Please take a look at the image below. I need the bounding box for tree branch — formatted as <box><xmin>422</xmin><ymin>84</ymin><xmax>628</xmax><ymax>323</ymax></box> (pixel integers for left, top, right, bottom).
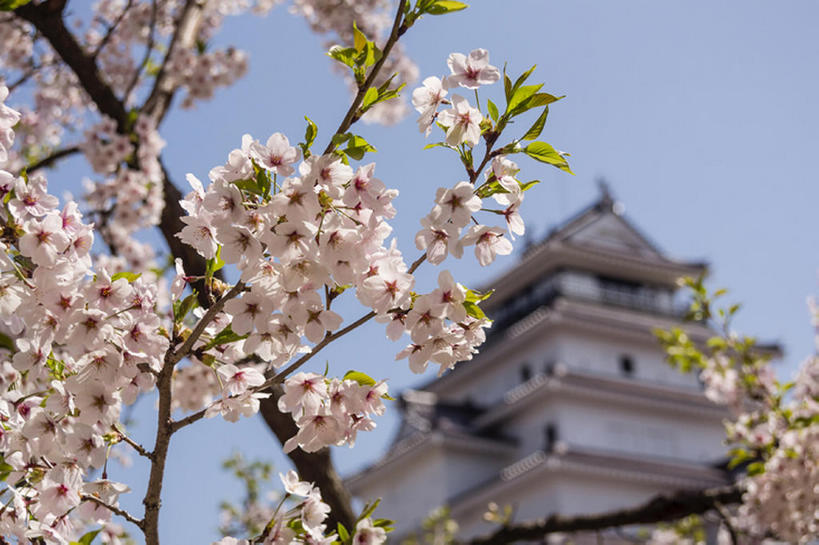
<box><xmin>141</xmin><ymin>0</ymin><xmax>206</xmax><ymax>124</ymax></box>
<box><xmin>321</xmin><ymin>0</ymin><xmax>408</xmax><ymax>155</ymax></box>
<box><xmin>80</xmin><ymin>494</ymin><xmax>144</xmax><ymax>529</ymax></box>
<box><xmin>259</xmin><ymin>386</ymin><xmax>356</xmax><ymax>532</ymax></box>
<box><xmin>15</xmin><ymin>1</ymin><xmax>129</xmax><ymax>131</ymax></box>
<box><xmin>463</xmin><ymin>485</ymin><xmax>744</xmax><ymax>545</ymax></box>
<box><xmin>21</xmin><ymin>145</ymin><xmax>80</xmax><ymax>174</ymax></box>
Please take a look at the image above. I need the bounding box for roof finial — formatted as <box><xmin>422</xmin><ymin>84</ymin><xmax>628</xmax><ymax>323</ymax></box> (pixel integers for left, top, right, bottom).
<box><xmin>596</xmin><ymin>176</ymin><xmax>614</xmax><ymax>209</ymax></box>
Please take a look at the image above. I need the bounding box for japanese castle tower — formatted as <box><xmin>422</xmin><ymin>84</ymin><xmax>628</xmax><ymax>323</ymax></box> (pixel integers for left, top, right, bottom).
<box><xmin>347</xmin><ymin>190</ymin><xmax>735</xmax><ymax>542</ymax></box>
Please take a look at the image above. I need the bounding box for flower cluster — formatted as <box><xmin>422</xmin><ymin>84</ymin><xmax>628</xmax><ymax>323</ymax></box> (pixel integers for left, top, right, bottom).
<box><xmin>277</xmin><ymin>372</ymin><xmax>389</xmax><ymax>452</ymax></box>
<box><xmin>214</xmin><ymin>470</ymin><xmax>387</xmax><ymax>545</ymax></box>
<box><xmin>411</xmin><ymin>48</ymin><xmax>499</xmax><ymax>142</ymax></box>
<box><xmin>663</xmin><ymin>287</ymin><xmax>819</xmax><ymax>544</ymax></box>
<box><xmin>0</xmin><ymin>86</ymin><xmax>167</xmax><ymax>543</ymax></box>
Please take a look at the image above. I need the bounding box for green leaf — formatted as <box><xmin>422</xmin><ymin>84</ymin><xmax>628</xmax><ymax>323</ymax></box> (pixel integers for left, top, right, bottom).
<box><xmin>486</xmin><ymin>99</ymin><xmax>499</xmax><ymax>123</ymax></box>
<box><xmin>465</xmin><ymin>288</ymin><xmax>494</xmax><ymax>303</ymax></box>
<box><xmin>524</xmin><ymin>141</ymin><xmax>573</xmax><ymax>174</ymax></box>
<box><xmin>304</xmin><ymin>116</ymin><xmax>318</xmax><ymax>148</ymax></box>
<box><xmin>0</xmin><ymin>0</ymin><xmax>33</xmax><ymax>10</ymax></box>
<box><xmin>522</xmin><ymin>106</ymin><xmax>549</xmax><ymax>141</ymax></box>
<box><xmin>358</xmin><ymin>498</ymin><xmax>381</xmax><ymax>522</ymax></box>
<box><xmin>254</xmin><ymin>164</ymin><xmax>271</xmax><ymax>198</ymax></box>
<box><xmin>173</xmin><ymin>292</ymin><xmax>199</xmax><ymax>323</ymax></box>
<box><xmin>0</xmin><ymin>331</ymin><xmax>15</xmax><ymax>352</ymax></box>
<box><xmin>361</xmin><ymin>86</ymin><xmax>379</xmax><ymax>110</ymax></box>
<box><xmin>0</xmin><ymin>454</ymin><xmax>13</xmax><ymax>482</ymax></box>
<box><xmin>519</xmin><ymin>179</ymin><xmax>540</xmax><ymax>192</ymax></box>
<box><xmin>111</xmin><ymin>271</ymin><xmax>141</xmax><ymax>283</ymax></box>
<box><xmin>202</xmin><ymin>325</ymin><xmax>248</xmax><ymax>351</ymax></box>
<box><xmin>475</xmin><ymin>179</ymin><xmax>506</xmax><ymax>199</ymax></box>
<box><xmin>463</xmin><ymin>301</ymin><xmax>487</xmax><ymax>320</ymax></box>
<box><xmin>512</xmin><ymin>65</ymin><xmax>537</xmax><ymax>93</ymax></box>
<box><xmin>343</xmin><ymin>370</ymin><xmax>377</xmax><ymax>387</ymax></box>
<box><xmin>746</xmin><ymin>462</ymin><xmax>765</xmax><ymax>476</ymax></box>
<box><xmin>424</xmin><ymin>0</ymin><xmax>468</xmax><ymax>14</ymax></box>
<box><xmin>337</xmin><ymin>523</ymin><xmax>351</xmax><ymax>543</ymax></box>
<box><xmin>233</xmin><ymin>178</ymin><xmax>264</xmax><ymax>196</ymax></box>
<box><xmin>71</xmin><ymin>529</ymin><xmax>102</xmax><ymax>545</ymax></box>
<box><xmin>352</xmin><ymin>22</ymin><xmax>367</xmax><ymax>52</ymax></box>
<box><xmin>328</xmin><ymin>45</ymin><xmax>358</xmax><ymax>69</ymax></box>
<box><xmin>503</xmin><ymin>64</ymin><xmax>512</xmax><ymax>103</ymax></box>
<box><xmin>423</xmin><ymin>142</ymin><xmax>453</xmax><ymax>151</ymax></box>
<box><xmin>508</xmin><ymin>83</ymin><xmax>543</xmax><ymax>113</ymax></box>
<box><xmin>343</xmin><ymin>134</ymin><xmax>377</xmax><ymax>160</ymax></box>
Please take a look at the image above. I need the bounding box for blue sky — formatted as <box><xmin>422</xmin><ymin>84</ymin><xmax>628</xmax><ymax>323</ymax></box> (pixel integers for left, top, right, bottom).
<box><xmin>36</xmin><ymin>1</ymin><xmax>819</xmax><ymax>542</ymax></box>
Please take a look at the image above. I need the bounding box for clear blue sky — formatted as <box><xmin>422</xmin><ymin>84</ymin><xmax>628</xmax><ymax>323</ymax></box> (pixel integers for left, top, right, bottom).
<box><xmin>43</xmin><ymin>1</ymin><xmax>819</xmax><ymax>542</ymax></box>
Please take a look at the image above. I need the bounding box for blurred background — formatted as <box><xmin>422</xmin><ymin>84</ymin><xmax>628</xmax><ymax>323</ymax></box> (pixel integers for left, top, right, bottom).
<box><xmin>40</xmin><ymin>1</ymin><xmax>819</xmax><ymax>542</ymax></box>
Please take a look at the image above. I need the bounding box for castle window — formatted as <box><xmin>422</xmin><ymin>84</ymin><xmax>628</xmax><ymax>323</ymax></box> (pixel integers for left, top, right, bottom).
<box><xmin>619</xmin><ymin>355</ymin><xmax>634</xmax><ymax>376</ymax></box>
<box><xmin>544</xmin><ymin>423</ymin><xmax>558</xmax><ymax>451</ymax></box>
<box><xmin>544</xmin><ymin>360</ymin><xmax>555</xmax><ymax>376</ymax></box>
<box><xmin>520</xmin><ymin>364</ymin><xmax>532</xmax><ymax>382</ymax></box>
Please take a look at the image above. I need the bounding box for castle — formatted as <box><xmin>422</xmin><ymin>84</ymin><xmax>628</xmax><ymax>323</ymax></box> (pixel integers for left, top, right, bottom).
<box><xmin>347</xmin><ymin>189</ymin><xmax>740</xmax><ymax>542</ymax></box>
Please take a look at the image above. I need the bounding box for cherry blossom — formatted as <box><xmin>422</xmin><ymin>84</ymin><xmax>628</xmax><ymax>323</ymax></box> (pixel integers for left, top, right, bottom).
<box><xmin>447</xmin><ymin>48</ymin><xmax>501</xmax><ymax>89</ymax></box>
<box><xmin>437</xmin><ymin>94</ymin><xmax>484</xmax><ymax>147</ymax></box>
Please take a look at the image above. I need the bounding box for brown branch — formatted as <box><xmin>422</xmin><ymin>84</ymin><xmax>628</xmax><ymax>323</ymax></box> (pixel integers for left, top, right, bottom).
<box><xmin>141</xmin><ymin>0</ymin><xmax>206</xmax><ymax>124</ymax></box>
<box><xmin>20</xmin><ymin>145</ymin><xmax>80</xmax><ymax>174</ymax></box>
<box><xmin>15</xmin><ymin>0</ymin><xmax>129</xmax><ymax>131</ymax></box>
<box><xmin>142</xmin><ymin>345</ymin><xmax>175</xmax><ymax>545</ymax></box>
<box><xmin>158</xmin><ymin>160</ymin><xmax>220</xmax><ymax>305</ymax></box>
<box><xmin>463</xmin><ymin>484</ymin><xmax>744</xmax><ymax>545</ymax></box>
<box><xmin>259</xmin><ymin>386</ymin><xmax>356</xmax><ymax>532</ymax></box>
<box><xmin>124</xmin><ymin>0</ymin><xmax>158</xmax><ymax>104</ymax></box>
<box><xmin>171</xmin><ymin>309</ymin><xmax>378</xmax><ymax>433</ymax></box>
<box><xmin>167</xmin><ymin>281</ymin><xmax>247</xmax><ymax>366</ymax></box>
<box><xmin>91</xmin><ymin>0</ymin><xmax>134</xmax><ymax>59</ymax></box>
<box><xmin>80</xmin><ymin>493</ymin><xmax>144</xmax><ymax>529</ymax></box>
<box><xmin>321</xmin><ymin>0</ymin><xmax>408</xmax><ymax>156</ymax></box>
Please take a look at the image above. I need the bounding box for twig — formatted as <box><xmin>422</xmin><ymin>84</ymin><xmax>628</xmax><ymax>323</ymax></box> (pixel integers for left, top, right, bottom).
<box><xmin>168</xmin><ymin>281</ymin><xmax>247</xmax><ymax>366</ymax></box>
<box><xmin>321</xmin><ymin>0</ymin><xmax>408</xmax><ymax>155</ymax></box>
<box><xmin>141</xmin><ymin>0</ymin><xmax>206</xmax><ymax>123</ymax></box>
<box><xmin>171</xmin><ymin>309</ymin><xmax>377</xmax><ymax>433</ymax></box>
<box><xmin>20</xmin><ymin>145</ymin><xmax>80</xmax><ymax>175</ymax></box>
<box><xmin>714</xmin><ymin>502</ymin><xmax>739</xmax><ymax>545</ymax></box>
<box><xmin>91</xmin><ymin>0</ymin><xmax>134</xmax><ymax>59</ymax></box>
<box><xmin>115</xmin><ymin>428</ymin><xmax>153</xmax><ymax>460</ymax></box>
<box><xmin>14</xmin><ymin>1</ymin><xmax>129</xmax><ymax>130</ymax></box>
<box><xmin>124</xmin><ymin>0</ymin><xmax>158</xmax><ymax>105</ymax></box>
<box><xmin>462</xmin><ymin>485</ymin><xmax>744</xmax><ymax>545</ymax></box>
<box><xmin>80</xmin><ymin>494</ymin><xmax>144</xmax><ymax>528</ymax></box>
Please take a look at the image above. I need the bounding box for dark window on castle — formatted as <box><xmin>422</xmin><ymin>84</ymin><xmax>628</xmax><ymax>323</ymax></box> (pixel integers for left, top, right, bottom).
<box><xmin>544</xmin><ymin>423</ymin><xmax>558</xmax><ymax>451</ymax></box>
<box><xmin>520</xmin><ymin>364</ymin><xmax>532</xmax><ymax>382</ymax></box>
<box><xmin>619</xmin><ymin>355</ymin><xmax>634</xmax><ymax>376</ymax></box>
<box><xmin>544</xmin><ymin>360</ymin><xmax>555</xmax><ymax>376</ymax></box>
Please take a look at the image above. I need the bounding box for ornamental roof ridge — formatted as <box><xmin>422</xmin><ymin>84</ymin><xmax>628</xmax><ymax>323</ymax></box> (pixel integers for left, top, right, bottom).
<box><xmin>500</xmin><ymin>450</ymin><xmax>547</xmax><ymax>481</ymax></box>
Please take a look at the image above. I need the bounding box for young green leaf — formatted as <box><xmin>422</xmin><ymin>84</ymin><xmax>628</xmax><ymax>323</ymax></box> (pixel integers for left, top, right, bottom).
<box><xmin>343</xmin><ymin>370</ymin><xmax>377</xmax><ymax>387</ymax></box>
<box><xmin>72</xmin><ymin>529</ymin><xmax>103</xmax><ymax>545</ymax></box>
<box><xmin>173</xmin><ymin>292</ymin><xmax>199</xmax><ymax>323</ymax></box>
<box><xmin>424</xmin><ymin>0</ymin><xmax>469</xmax><ymax>15</ymax></box>
<box><xmin>524</xmin><ymin>141</ymin><xmax>574</xmax><ymax>174</ymax></box>
<box><xmin>337</xmin><ymin>523</ymin><xmax>351</xmax><ymax>543</ymax></box>
<box><xmin>202</xmin><ymin>325</ymin><xmax>248</xmax><ymax>351</ymax></box>
<box><xmin>486</xmin><ymin>99</ymin><xmax>499</xmax><ymax>122</ymax></box>
<box><xmin>361</xmin><ymin>87</ymin><xmax>379</xmax><ymax>110</ymax></box>
<box><xmin>328</xmin><ymin>45</ymin><xmax>358</xmax><ymax>69</ymax></box>
<box><xmin>522</xmin><ymin>106</ymin><xmax>549</xmax><ymax>141</ymax></box>
<box><xmin>352</xmin><ymin>22</ymin><xmax>367</xmax><ymax>52</ymax></box>
<box><xmin>111</xmin><ymin>271</ymin><xmax>141</xmax><ymax>283</ymax></box>
<box><xmin>507</xmin><ymin>83</ymin><xmax>543</xmax><ymax>114</ymax></box>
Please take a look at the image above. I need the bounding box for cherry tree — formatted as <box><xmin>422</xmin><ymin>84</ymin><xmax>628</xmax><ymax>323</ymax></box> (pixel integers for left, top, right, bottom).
<box><xmin>0</xmin><ymin>1</ymin><xmax>816</xmax><ymax>545</ymax></box>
